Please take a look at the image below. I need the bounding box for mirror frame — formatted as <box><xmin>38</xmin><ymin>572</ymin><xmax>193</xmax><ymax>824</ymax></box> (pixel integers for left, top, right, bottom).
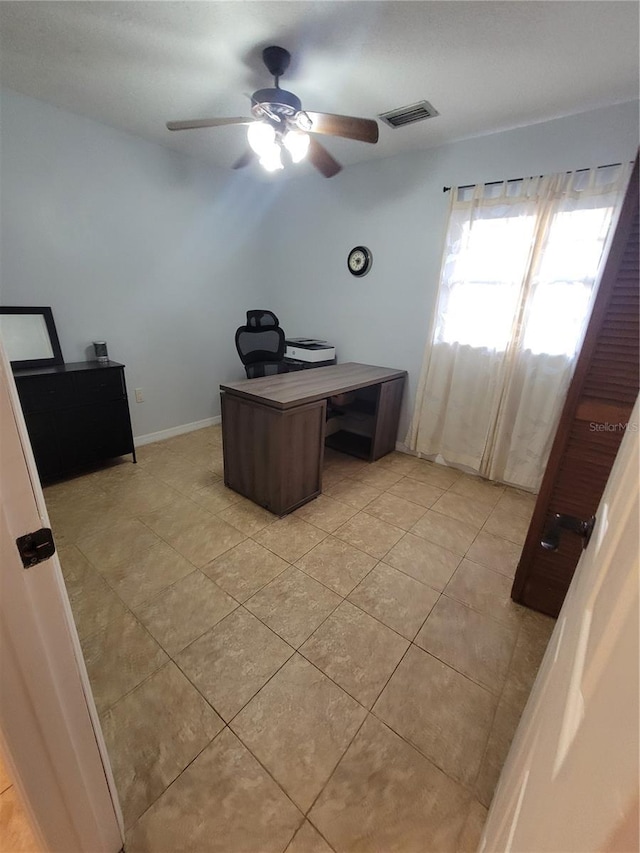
<box><xmin>0</xmin><ymin>306</ymin><xmax>64</xmax><ymax>370</ymax></box>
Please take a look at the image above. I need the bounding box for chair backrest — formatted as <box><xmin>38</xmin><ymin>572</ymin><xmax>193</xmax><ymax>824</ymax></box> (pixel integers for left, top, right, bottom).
<box><xmin>246</xmin><ymin>310</ymin><xmax>280</xmax><ymax>329</ymax></box>
<box><xmin>235</xmin><ymin>326</ymin><xmax>286</xmax><ymax>366</ymax></box>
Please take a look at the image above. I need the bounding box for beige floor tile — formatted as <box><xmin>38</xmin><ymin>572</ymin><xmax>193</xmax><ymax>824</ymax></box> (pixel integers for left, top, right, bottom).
<box><xmin>76</xmin><ymin>517</ymin><xmax>160</xmax><ymax>572</ymax></box>
<box><xmin>411</xmin><ymin>510</ymin><xmax>479</xmax><ymax>556</ymax></box>
<box><xmin>309</xmin><ymin>715</ymin><xmax>469</xmax><ymax>853</ymax></box>
<box><xmin>245</xmin><ymin>567</ymin><xmax>341</xmax><ymax>647</ymax></box>
<box><xmin>430</xmin><ymin>492</ymin><xmax>492</xmax><ymax>529</ymax></box>
<box><xmin>501</xmin><ymin>618</ymin><xmax>554</xmax><ymax>715</ymax></box>
<box><xmin>66</xmin><ymin>564</ymin><xmax>128</xmax><ymax>640</ymax></box>
<box><xmin>496</xmin><ymin>488</ymin><xmax>537</xmax><ymax>519</ymax></box>
<box><xmin>483</xmin><ymin>503</ymin><xmax>531</xmax><ymax>546</ymax></box>
<box><xmin>102</xmin><ymin>473</ymin><xmax>180</xmax><ymax>516</ymax></box>
<box><xmin>415</xmin><ymin>597</ymin><xmax>518</xmax><ymax>694</ymax></box>
<box><xmin>202</xmin><ymin>539</ymin><xmax>289</xmax><ymax>602</ymax></box>
<box><xmin>475</xmin><ymin>696</ymin><xmax>523</xmax><ymax>807</ymax></box>
<box><xmin>176</xmin><ymin>608</ymin><xmax>293</xmax><ymax>722</ymax></box>
<box><xmin>457</xmin><ymin>799</ymin><xmax>488</xmax><ymax>852</ymax></box>
<box><xmin>218</xmin><ymin>499</ymin><xmax>276</xmax><ymax>536</ymax></box>
<box><xmin>373</xmin><ymin>451</ymin><xmax>418</xmax><ymax>475</ymax></box>
<box><xmin>133</xmin><ymin>571</ymin><xmax>237</xmax><ymax>655</ymax></box>
<box><xmin>374</xmin><ymin>646</ymin><xmax>495</xmax><ymax>786</ymax></box>
<box><xmin>285</xmin><ymin>821</ymin><xmax>333</xmax><ymax>853</ymax></box>
<box><xmin>57</xmin><ymin>543</ymin><xmax>93</xmax><ymax>584</ymax></box>
<box><xmin>322</xmin><ymin>477</ymin><xmax>381</xmax><ymax>510</ymax></box>
<box><xmin>126</xmin><ymin>729</ymin><xmax>302</xmax><ymax>853</ymax></box>
<box><xmin>135</xmin><ymin>441</ymin><xmax>175</xmax><ymax>465</ymax></box>
<box><xmin>301</xmin><ymin>602</ymin><xmax>409</xmax><ymax>708</ymax></box>
<box><xmin>450</xmin><ymin>475</ymin><xmax>505</xmax><ymax>508</ymax></box>
<box><xmin>294</xmin><ymin>494</ymin><xmax>358</xmax><ymax>533</ymax></box>
<box><xmin>0</xmin><ymin>755</ymin><xmax>12</xmax><ymax>795</ymax></box>
<box><xmin>466</xmin><ymin>532</ymin><xmax>522</xmax><ymax>578</ymax></box>
<box><xmin>81</xmin><ymin>612</ymin><xmax>168</xmax><ymax>713</ymax></box>
<box><xmin>445</xmin><ymin>559</ymin><xmax>526</xmax><ymax>628</ymax></box>
<box><xmin>140</xmin><ymin>452</ymin><xmax>219</xmax><ymax>496</ymax></box>
<box><xmin>296</xmin><ymin>536</ymin><xmax>377</xmax><ymax>597</ymax></box>
<box><xmin>47</xmin><ymin>492</ymin><xmax>130</xmax><ymax>543</ymax></box>
<box><xmin>139</xmin><ymin>495</ymin><xmax>216</xmax><ymax>539</ymax></box>
<box><xmin>350</xmin><ymin>466</ymin><xmax>404</xmax><ymax>491</ymax></box>
<box><xmin>102</xmin><ymin>662</ymin><xmax>223</xmax><ymax>827</ymax></box>
<box><xmin>334</xmin><ymin>512</ymin><xmax>404</xmax><ymax>559</ymax></box>
<box><xmin>190</xmin><ymin>480</ymin><xmax>244</xmax><ymax>514</ymax></box>
<box><xmin>387</xmin><ymin>477</ymin><xmax>445</xmax><ymax>509</ymax></box>
<box><xmin>231</xmin><ymin>654</ymin><xmax>366</xmax><ymax>812</ymax></box>
<box><xmin>406</xmin><ymin>459</ymin><xmax>462</xmax><ymax>490</ymax></box>
<box><xmin>0</xmin><ymin>785</ymin><xmax>40</xmax><ymax>853</ymax></box>
<box><xmin>321</xmin><ymin>466</ymin><xmax>349</xmax><ymax>489</ymax></box>
<box><xmin>162</xmin><ymin>515</ymin><xmax>246</xmax><ymax>568</ymax></box>
<box><xmin>324</xmin><ymin>452</ymin><xmax>369</xmax><ymax>477</ymax></box>
<box><xmin>255</xmin><ymin>515</ymin><xmax>327</xmax><ymax>562</ymax></box>
<box><xmin>98</xmin><ymin>540</ymin><xmax>195</xmax><ymax>608</ymax></box>
<box><xmin>349</xmin><ymin>563</ymin><xmax>440</xmax><ymax>640</ymax></box>
<box><xmin>384</xmin><ymin>533</ymin><xmax>461</xmax><ymax>591</ymax></box>
<box><xmin>364</xmin><ymin>492</ymin><xmax>427</xmax><ymax>530</ymax></box>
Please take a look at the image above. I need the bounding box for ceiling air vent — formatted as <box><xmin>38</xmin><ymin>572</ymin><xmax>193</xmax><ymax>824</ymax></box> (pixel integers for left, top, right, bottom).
<box><xmin>379</xmin><ymin>100</ymin><xmax>439</xmax><ymax>129</ymax></box>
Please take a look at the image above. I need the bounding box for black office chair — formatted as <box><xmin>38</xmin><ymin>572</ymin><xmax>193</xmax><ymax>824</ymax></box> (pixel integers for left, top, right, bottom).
<box><xmin>235</xmin><ymin>310</ymin><xmax>290</xmax><ymax>379</ymax></box>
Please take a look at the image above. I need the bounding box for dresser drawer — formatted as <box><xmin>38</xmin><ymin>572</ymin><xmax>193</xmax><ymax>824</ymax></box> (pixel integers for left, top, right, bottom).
<box><xmin>73</xmin><ymin>368</ymin><xmax>124</xmax><ymax>404</ymax></box>
<box><xmin>16</xmin><ymin>373</ymin><xmax>75</xmax><ymax>413</ymax></box>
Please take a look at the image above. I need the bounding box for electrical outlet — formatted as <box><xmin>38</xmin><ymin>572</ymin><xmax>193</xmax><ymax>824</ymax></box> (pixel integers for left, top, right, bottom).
<box><xmin>135</xmin><ymin>388</ymin><xmax>144</xmax><ymax>403</ymax></box>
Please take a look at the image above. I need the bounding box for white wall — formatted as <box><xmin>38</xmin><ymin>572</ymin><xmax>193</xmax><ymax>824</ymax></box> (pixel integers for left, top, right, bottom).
<box><xmin>0</xmin><ymin>90</ymin><xmax>279</xmax><ymax>437</ymax></box>
<box><xmin>262</xmin><ymin>101</ymin><xmax>639</xmax><ymax>438</ymax></box>
<box><xmin>2</xmin><ymin>93</ymin><xmax>637</xmax><ymax>441</ymax></box>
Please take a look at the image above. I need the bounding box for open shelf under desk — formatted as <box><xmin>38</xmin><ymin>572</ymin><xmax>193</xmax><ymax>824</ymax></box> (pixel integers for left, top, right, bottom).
<box><xmin>324</xmin><ymin>430</ymin><xmax>373</xmax><ymax>460</ymax></box>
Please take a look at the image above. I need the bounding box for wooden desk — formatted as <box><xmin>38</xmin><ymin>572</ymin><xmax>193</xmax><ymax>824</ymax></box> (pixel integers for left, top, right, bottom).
<box><xmin>220</xmin><ymin>362</ymin><xmax>407</xmax><ymax>515</ymax></box>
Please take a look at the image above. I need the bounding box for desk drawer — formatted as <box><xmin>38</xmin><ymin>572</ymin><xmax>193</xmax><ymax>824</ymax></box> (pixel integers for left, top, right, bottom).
<box><xmin>73</xmin><ymin>368</ymin><xmax>124</xmax><ymax>403</ymax></box>
<box><xmin>16</xmin><ymin>373</ymin><xmax>75</xmax><ymax>413</ymax></box>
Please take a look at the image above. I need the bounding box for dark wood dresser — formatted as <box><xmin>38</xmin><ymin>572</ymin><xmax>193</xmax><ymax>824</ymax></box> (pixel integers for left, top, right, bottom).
<box><xmin>13</xmin><ymin>360</ymin><xmax>136</xmax><ymax>481</ymax></box>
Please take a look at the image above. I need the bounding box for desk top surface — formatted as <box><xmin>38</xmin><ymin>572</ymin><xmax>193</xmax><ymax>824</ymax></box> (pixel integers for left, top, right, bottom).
<box><xmin>220</xmin><ymin>362</ymin><xmax>407</xmax><ymax>410</ymax></box>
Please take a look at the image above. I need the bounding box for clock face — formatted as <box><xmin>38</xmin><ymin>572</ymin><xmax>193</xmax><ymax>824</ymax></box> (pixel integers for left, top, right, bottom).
<box><xmin>348</xmin><ymin>246</ymin><xmax>372</xmax><ymax>277</ymax></box>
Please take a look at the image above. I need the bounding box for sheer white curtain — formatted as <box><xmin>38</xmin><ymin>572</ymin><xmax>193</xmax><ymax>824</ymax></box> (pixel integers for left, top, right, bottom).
<box><xmin>408</xmin><ymin>164</ymin><xmax>630</xmax><ymax>491</ymax></box>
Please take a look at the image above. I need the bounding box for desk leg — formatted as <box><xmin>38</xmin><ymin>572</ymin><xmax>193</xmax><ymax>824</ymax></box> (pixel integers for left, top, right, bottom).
<box><xmin>221</xmin><ymin>393</ymin><xmax>326</xmax><ymax>516</ymax></box>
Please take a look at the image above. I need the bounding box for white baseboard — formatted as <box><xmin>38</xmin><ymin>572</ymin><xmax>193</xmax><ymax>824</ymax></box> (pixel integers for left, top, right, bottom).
<box><xmin>134</xmin><ymin>416</ymin><xmax>221</xmax><ymax>447</ymax></box>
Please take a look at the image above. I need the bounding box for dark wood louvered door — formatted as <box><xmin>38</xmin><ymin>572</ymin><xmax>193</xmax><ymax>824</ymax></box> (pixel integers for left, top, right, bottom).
<box><xmin>511</xmin><ymin>155</ymin><xmax>639</xmax><ymax>617</ymax></box>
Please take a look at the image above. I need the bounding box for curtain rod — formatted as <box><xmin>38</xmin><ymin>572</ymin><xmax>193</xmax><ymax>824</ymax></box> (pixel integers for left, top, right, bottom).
<box><xmin>442</xmin><ymin>162</ymin><xmax>624</xmax><ymax>193</ymax></box>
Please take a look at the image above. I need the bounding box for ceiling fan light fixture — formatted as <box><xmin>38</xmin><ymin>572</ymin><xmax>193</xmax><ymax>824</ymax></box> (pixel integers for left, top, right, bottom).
<box><xmin>247</xmin><ymin>121</ymin><xmax>276</xmax><ymax>156</ymax></box>
<box><xmin>283</xmin><ymin>130</ymin><xmax>310</xmax><ymax>163</ymax></box>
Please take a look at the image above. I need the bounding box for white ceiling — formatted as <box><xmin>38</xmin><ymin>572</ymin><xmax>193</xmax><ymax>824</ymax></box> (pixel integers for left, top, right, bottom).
<box><xmin>0</xmin><ymin>1</ymin><xmax>638</xmax><ymax>173</ymax></box>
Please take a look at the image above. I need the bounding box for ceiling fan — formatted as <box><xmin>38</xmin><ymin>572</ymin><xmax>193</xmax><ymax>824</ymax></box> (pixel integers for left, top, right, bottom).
<box><xmin>166</xmin><ymin>46</ymin><xmax>379</xmax><ymax>178</ymax></box>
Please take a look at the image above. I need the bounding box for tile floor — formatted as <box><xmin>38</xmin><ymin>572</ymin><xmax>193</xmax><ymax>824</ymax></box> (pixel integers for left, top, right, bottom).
<box><xmin>44</xmin><ymin>425</ymin><xmax>555</xmax><ymax>853</ymax></box>
<box><xmin>0</xmin><ymin>753</ymin><xmax>40</xmax><ymax>852</ymax></box>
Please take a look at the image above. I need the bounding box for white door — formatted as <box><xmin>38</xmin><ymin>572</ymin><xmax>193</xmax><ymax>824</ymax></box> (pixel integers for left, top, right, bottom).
<box><xmin>481</xmin><ymin>397</ymin><xmax>639</xmax><ymax>852</ymax></box>
<box><xmin>0</xmin><ymin>345</ymin><xmax>122</xmax><ymax>852</ymax></box>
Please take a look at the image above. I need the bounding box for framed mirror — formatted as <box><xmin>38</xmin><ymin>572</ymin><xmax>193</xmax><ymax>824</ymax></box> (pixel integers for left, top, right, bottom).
<box><xmin>0</xmin><ymin>306</ymin><xmax>64</xmax><ymax>369</ymax></box>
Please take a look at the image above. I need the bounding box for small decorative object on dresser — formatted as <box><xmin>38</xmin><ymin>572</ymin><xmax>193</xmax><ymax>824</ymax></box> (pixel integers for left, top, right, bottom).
<box><xmin>1</xmin><ymin>306</ymin><xmax>136</xmax><ymax>481</ymax></box>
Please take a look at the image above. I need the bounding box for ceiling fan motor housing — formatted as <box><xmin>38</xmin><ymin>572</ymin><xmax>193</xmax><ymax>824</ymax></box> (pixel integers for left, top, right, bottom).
<box><xmin>251</xmin><ymin>88</ymin><xmax>302</xmax><ymax>119</ymax></box>
<box><xmin>262</xmin><ymin>45</ymin><xmax>291</xmax><ymax>79</ymax></box>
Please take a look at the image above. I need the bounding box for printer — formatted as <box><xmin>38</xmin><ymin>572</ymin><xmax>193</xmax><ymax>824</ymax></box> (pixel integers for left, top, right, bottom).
<box><xmin>285</xmin><ymin>338</ymin><xmax>337</xmax><ymax>369</ymax></box>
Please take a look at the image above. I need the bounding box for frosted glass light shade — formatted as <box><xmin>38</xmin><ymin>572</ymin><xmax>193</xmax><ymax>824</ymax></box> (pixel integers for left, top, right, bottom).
<box><xmin>283</xmin><ymin>130</ymin><xmax>310</xmax><ymax>163</ymax></box>
<box><xmin>247</xmin><ymin>121</ymin><xmax>276</xmax><ymax>156</ymax></box>
<box><xmin>259</xmin><ymin>145</ymin><xmax>284</xmax><ymax>172</ymax></box>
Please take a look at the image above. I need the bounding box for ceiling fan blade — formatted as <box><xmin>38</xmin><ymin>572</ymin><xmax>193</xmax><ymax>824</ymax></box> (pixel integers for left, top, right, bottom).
<box><xmin>303</xmin><ymin>111</ymin><xmax>379</xmax><ymax>144</ymax></box>
<box><xmin>166</xmin><ymin>117</ymin><xmax>254</xmax><ymax>131</ymax></box>
<box><xmin>308</xmin><ymin>137</ymin><xmax>342</xmax><ymax>178</ymax></box>
<box><xmin>232</xmin><ymin>149</ymin><xmax>256</xmax><ymax>170</ymax></box>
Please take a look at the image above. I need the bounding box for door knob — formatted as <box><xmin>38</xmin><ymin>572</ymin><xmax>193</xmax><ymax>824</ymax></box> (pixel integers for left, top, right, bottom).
<box><xmin>541</xmin><ymin>513</ymin><xmax>596</xmax><ymax>551</ymax></box>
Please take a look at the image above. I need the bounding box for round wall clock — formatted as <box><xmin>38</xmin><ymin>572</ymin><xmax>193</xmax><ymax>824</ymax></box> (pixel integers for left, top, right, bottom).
<box><xmin>347</xmin><ymin>246</ymin><xmax>372</xmax><ymax>277</ymax></box>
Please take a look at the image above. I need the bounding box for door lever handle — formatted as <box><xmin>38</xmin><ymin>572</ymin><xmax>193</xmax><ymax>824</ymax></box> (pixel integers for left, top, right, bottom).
<box><xmin>541</xmin><ymin>513</ymin><xmax>596</xmax><ymax>551</ymax></box>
